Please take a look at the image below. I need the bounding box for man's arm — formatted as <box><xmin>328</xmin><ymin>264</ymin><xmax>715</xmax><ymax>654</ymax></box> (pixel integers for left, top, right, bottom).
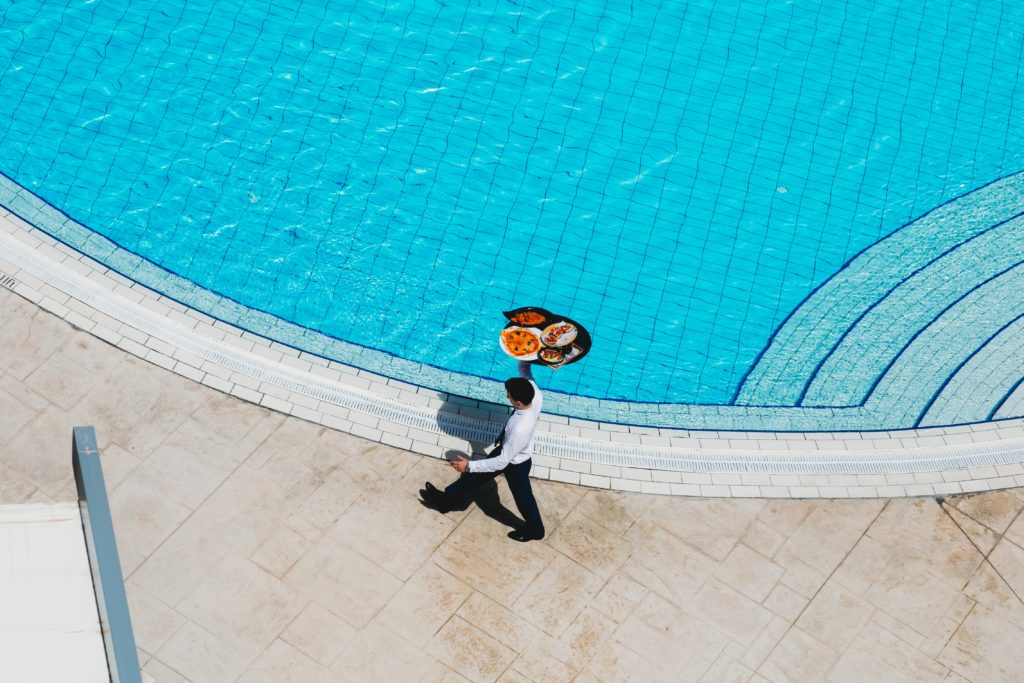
<box><xmin>518</xmin><ymin>360</ymin><xmax>534</xmax><ymax>382</ymax></box>
<box><xmin>468</xmin><ymin>423</ymin><xmax>528</xmax><ymax>474</ymax></box>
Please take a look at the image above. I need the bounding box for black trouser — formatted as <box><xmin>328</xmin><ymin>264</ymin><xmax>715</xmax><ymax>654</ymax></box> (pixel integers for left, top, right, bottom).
<box><xmin>442</xmin><ymin>454</ymin><xmax>545</xmax><ymax>539</ymax></box>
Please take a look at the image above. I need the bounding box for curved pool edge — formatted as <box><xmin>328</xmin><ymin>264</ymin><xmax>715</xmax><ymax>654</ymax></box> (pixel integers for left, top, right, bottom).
<box><xmin>2</xmin><ymin>206</ymin><xmax>1022</xmax><ymax>499</ymax></box>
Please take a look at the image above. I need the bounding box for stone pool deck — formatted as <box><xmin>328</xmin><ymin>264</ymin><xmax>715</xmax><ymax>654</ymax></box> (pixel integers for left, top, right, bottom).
<box><xmin>3</xmin><ymin>286</ymin><xmax>1024</xmax><ymax>681</ymax></box>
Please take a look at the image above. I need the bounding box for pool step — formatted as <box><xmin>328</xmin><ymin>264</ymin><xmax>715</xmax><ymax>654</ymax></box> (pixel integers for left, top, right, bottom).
<box><xmin>736</xmin><ymin>170</ymin><xmax>1024</xmax><ymax>429</ymax></box>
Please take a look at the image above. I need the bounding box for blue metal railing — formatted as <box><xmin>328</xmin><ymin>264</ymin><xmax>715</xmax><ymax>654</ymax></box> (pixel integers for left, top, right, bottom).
<box><xmin>72</xmin><ymin>426</ymin><xmax>142</xmax><ymax>683</ymax></box>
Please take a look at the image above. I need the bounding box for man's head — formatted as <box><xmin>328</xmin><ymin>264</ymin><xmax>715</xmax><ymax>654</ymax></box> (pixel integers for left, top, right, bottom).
<box><xmin>504</xmin><ymin>377</ymin><xmax>535</xmax><ymax>408</ymax></box>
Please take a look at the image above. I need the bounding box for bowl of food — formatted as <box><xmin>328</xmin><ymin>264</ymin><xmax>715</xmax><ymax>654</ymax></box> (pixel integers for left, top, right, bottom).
<box><xmin>499</xmin><ymin>326</ymin><xmax>543</xmax><ymax>360</ymax></box>
<box><xmin>538</xmin><ymin>347</ymin><xmax>565</xmax><ymax>365</ymax></box>
<box><xmin>541</xmin><ymin>321</ymin><xmax>578</xmax><ymax>347</ymax></box>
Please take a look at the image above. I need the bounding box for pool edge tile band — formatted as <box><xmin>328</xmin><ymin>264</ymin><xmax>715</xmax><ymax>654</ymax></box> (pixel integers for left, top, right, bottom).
<box><xmin>2</xmin><ymin>208</ymin><xmax>1023</xmax><ymax>498</ymax></box>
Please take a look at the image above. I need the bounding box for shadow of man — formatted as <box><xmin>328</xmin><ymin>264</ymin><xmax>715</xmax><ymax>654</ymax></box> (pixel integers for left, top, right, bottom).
<box><xmin>419</xmin><ymin>449</ymin><xmax>524</xmax><ymax>531</ymax></box>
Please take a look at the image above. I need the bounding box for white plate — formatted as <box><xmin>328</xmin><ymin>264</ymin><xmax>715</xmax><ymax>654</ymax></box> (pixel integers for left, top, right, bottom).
<box><xmin>499</xmin><ymin>326</ymin><xmax>542</xmax><ymax>361</ymax></box>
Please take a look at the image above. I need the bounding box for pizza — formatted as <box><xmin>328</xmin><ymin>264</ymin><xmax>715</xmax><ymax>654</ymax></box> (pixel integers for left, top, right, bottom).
<box><xmin>542</xmin><ymin>321</ymin><xmax>577</xmax><ymax>347</ymax></box>
<box><xmin>511</xmin><ymin>310</ymin><xmax>546</xmax><ymax>326</ymax></box>
<box><xmin>501</xmin><ymin>327</ymin><xmax>542</xmax><ymax>357</ymax></box>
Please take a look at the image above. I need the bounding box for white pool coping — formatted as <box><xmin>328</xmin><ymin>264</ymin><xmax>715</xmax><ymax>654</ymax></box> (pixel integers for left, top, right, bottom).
<box><xmin>2</xmin><ymin>207</ymin><xmax>1023</xmax><ymax>498</ymax></box>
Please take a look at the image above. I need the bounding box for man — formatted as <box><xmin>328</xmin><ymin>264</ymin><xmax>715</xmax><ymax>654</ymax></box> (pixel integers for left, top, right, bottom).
<box><xmin>420</xmin><ymin>362</ymin><xmax>545</xmax><ymax>542</ymax></box>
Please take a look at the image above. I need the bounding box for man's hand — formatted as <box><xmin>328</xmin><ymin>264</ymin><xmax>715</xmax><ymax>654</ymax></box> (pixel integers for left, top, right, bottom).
<box><xmin>450</xmin><ymin>455</ymin><xmax>469</xmax><ymax>473</ymax></box>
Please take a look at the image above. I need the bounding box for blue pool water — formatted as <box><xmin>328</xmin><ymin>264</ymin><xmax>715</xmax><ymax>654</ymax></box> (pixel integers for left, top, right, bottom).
<box><xmin>1</xmin><ymin>0</ymin><xmax>1023</xmax><ymax>410</ymax></box>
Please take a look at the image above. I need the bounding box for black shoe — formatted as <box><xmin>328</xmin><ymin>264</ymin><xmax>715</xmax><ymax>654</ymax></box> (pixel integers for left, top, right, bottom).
<box><xmin>507</xmin><ymin>529</ymin><xmax>543</xmax><ymax>543</ymax></box>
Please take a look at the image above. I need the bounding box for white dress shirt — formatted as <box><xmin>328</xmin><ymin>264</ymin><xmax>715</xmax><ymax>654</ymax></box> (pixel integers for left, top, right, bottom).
<box><xmin>468</xmin><ymin>364</ymin><xmax>542</xmax><ymax>474</ymax></box>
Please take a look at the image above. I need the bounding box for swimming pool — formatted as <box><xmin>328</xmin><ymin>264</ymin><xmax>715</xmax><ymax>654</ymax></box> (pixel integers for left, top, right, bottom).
<box><xmin>1</xmin><ymin>0</ymin><xmax>1023</xmax><ymax>429</ymax></box>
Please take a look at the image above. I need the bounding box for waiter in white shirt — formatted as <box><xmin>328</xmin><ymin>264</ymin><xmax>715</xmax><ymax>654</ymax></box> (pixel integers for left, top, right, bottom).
<box><xmin>420</xmin><ymin>362</ymin><xmax>545</xmax><ymax>542</ymax></box>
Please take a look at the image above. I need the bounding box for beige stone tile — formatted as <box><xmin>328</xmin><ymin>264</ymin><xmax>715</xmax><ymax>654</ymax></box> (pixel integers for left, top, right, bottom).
<box><xmin>125</xmin><ymin>581</ymin><xmax>187</xmax><ymax>655</ymax></box>
<box><xmin>919</xmin><ymin>593</ymin><xmax>976</xmax><ymax>659</ymax></box>
<box><xmin>85</xmin><ymin>357</ymin><xmax>206</xmax><ymax>457</ymax></box>
<box><xmin>329</xmin><ymin>620</ymin><xmax>435</xmax><ymax>683</ymax></box>
<box><xmin>157</xmin><ymin>620</ymin><xmax>251</xmax><ymax>683</ymax></box>
<box><xmin>236</xmin><ymin>638</ymin><xmax>334</xmax><ymax>683</ymax></box>
<box><xmin>962</xmin><ymin>561</ymin><xmax>1019</xmax><ymax>608</ymax></box>
<box><xmin>988</xmin><ymin>538</ymin><xmax>1024</xmax><ymax>599</ymax></box>
<box><xmin>738</xmin><ymin>615</ymin><xmax>789</xmax><ymax>671</ymax></box>
<box><xmin>420</xmin><ymin>660</ymin><xmax>472</xmax><ymax>682</ymax></box>
<box><xmin>433</xmin><ymin>510</ymin><xmax>554</xmax><ymax>607</ymax></box>
<box><xmin>575</xmin><ymin>489</ymin><xmax>654</xmax><ymax>534</ymax></box>
<box><xmin>375</xmin><ymin>562</ymin><xmax>473</xmax><ymax>648</ymax></box>
<box><xmin>291</xmin><ymin>475</ymin><xmax>361</xmax><ymax>532</ymax></box>
<box><xmin>23</xmin><ymin>333</ymin><xmax>112</xmax><ymax>410</ymax></box>
<box><xmin>0</xmin><ymin>299</ymin><xmax>69</xmax><ymax>380</ymax></box>
<box><xmin>795</xmin><ymin>581</ymin><xmax>874</xmax><ymax>651</ymax></box>
<box><xmin>96</xmin><ymin>442</ymin><xmax>144</xmax><ymax>494</ymax></box>
<box><xmin>456</xmin><ymin>591</ymin><xmax>547</xmax><ymax>653</ymax></box>
<box><xmin>741</xmin><ymin>519</ymin><xmax>788</xmax><ymax>559</ymax></box>
<box><xmin>5</xmin><ymin>405</ymin><xmax>80</xmax><ymax>497</ymax></box>
<box><xmin>939</xmin><ymin>601</ymin><xmax>1024</xmax><ymax>682</ymax></box>
<box><xmin>774</xmin><ymin>550</ymin><xmax>828</xmax><ymax>599</ymax></box>
<box><xmin>648</xmin><ymin>497</ymin><xmax>763</xmax><ymax>561</ymax></box>
<box><xmin>777</xmin><ymin>500</ymin><xmax>881</xmax><ymax>575</ymax></box>
<box><xmin>432</xmin><ymin>615</ymin><xmax>516</xmax><ymax>683</ymax></box>
<box><xmin>623</xmin><ymin>518</ymin><xmax>716</xmax><ymax>603</ymax></box>
<box><xmin>509</xmin><ymin>638</ymin><xmax>577</xmax><ymax>683</ymax></box>
<box><xmin>951</xmin><ymin>489</ymin><xmax>1024</xmax><ymax>535</ymax></box>
<box><xmin>529</xmin><ymin>477</ymin><xmax>586</xmax><ymax>534</ymax></box>
<box><xmin>548</xmin><ymin>507</ymin><xmax>631</xmax><ymax>580</ymax></box>
<box><xmin>591</xmin><ymin>571</ymin><xmax>648</xmax><ymax>623</ymax></box>
<box><xmin>280</xmin><ymin>602</ymin><xmax>356</xmax><ymax>665</ymax></box>
<box><xmin>141</xmin><ymin>656</ymin><xmax>190</xmax><ymax>683</ymax></box>
<box><xmin>757</xmin><ymin>627</ymin><xmax>839</xmax><ymax>682</ymax></box>
<box><xmin>245</xmin><ymin>417</ymin><xmax>325</xmax><ymax>470</ymax></box>
<box><xmin>129</xmin><ymin>519</ymin><xmax>232</xmax><ymax>607</ymax></box>
<box><xmin>756</xmin><ymin>499</ymin><xmax>813</xmax><ymax>537</ymax></box>
<box><xmin>109</xmin><ymin>466</ymin><xmax>193</xmax><ymax>575</ymax></box>
<box><xmin>700</xmin><ymin>653</ymin><xmax>754</xmax><ymax>683</ymax></box>
<box><xmin>514</xmin><ymin>553</ymin><xmax>606</xmax><ymax>637</ymax></box>
<box><xmin>693</xmin><ymin>579</ymin><xmax>774</xmax><ymax>647</ymax></box>
<box><xmin>327</xmin><ymin>483</ymin><xmax>455</xmax><ymax>582</ymax></box>
<box><xmin>191</xmin><ymin>391</ymin><xmax>283</xmax><ymax>448</ymax></box>
<box><xmin>286</xmin><ymin>531</ymin><xmax>403</xmax><ymax>629</ymax></box>
<box><xmin>869</xmin><ymin>609</ymin><xmax>927</xmax><ymax>650</ymax></box>
<box><xmin>831</xmin><ymin>534</ymin><xmax>894</xmax><ymax>595</ymax></box>
<box><xmin>1005</xmin><ymin>507</ymin><xmax>1024</xmax><ymax>548</ymax></box>
<box><xmin>585</xmin><ymin>637</ymin><xmax>671</xmax><ymax>682</ymax></box>
<box><xmin>495</xmin><ymin>669</ymin><xmax>533</xmax><ymax>683</ymax></box>
<box><xmin>830</xmin><ymin>621</ymin><xmax>948</xmax><ymax>682</ymax></box>
<box><xmin>715</xmin><ymin>543</ymin><xmax>785</xmax><ymax>602</ymax></box>
<box><xmin>0</xmin><ymin>383</ymin><xmax>42</xmax><ymax>452</ymax></box>
<box><xmin>870</xmin><ymin>500</ymin><xmax>982</xmax><ymax>587</ymax></box>
<box><xmin>0</xmin><ymin>467</ymin><xmax>36</xmax><ymax>504</ymax></box>
<box><xmin>129</xmin><ymin>434</ymin><xmax>238</xmax><ymax>511</ymax></box>
<box><xmin>173</xmin><ymin>464</ymin><xmax>288</xmax><ymax>556</ymax></box>
<box><xmin>177</xmin><ymin>554</ymin><xmax>308</xmax><ymax>658</ymax></box>
<box><xmin>762</xmin><ymin>582</ymin><xmax>809</xmax><ymax>623</ymax></box>
<box><xmin>250</xmin><ymin>526</ymin><xmax>310</xmax><ymax>577</ymax></box>
<box><xmin>865</xmin><ymin>558</ymin><xmax>963</xmax><ymax>636</ymax></box>
<box><xmin>632</xmin><ymin>591</ymin><xmax>683</xmax><ymax>631</ymax></box>
<box><xmin>943</xmin><ymin>505</ymin><xmax>1000</xmax><ymax>555</ymax></box>
<box><xmin>559</xmin><ymin>606</ymin><xmax>617</xmax><ymax>670</ymax></box>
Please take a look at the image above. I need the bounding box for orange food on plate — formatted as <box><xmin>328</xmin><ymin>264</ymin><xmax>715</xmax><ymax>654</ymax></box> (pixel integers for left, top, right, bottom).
<box><xmin>501</xmin><ymin>327</ymin><xmax>542</xmax><ymax>357</ymax></box>
<box><xmin>511</xmin><ymin>311</ymin><xmax>546</xmax><ymax>326</ymax></box>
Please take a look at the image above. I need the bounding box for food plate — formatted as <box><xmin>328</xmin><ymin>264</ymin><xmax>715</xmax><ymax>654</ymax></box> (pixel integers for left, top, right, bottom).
<box><xmin>499</xmin><ymin>326</ymin><xmax>543</xmax><ymax>360</ymax></box>
<box><xmin>541</xmin><ymin>321</ymin><xmax>578</xmax><ymax>347</ymax></box>
<box><xmin>538</xmin><ymin>347</ymin><xmax>564</xmax><ymax>364</ymax></box>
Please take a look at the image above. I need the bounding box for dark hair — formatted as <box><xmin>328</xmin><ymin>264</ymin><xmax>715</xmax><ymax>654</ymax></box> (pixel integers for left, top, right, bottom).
<box><xmin>504</xmin><ymin>377</ymin><xmax>535</xmax><ymax>405</ymax></box>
